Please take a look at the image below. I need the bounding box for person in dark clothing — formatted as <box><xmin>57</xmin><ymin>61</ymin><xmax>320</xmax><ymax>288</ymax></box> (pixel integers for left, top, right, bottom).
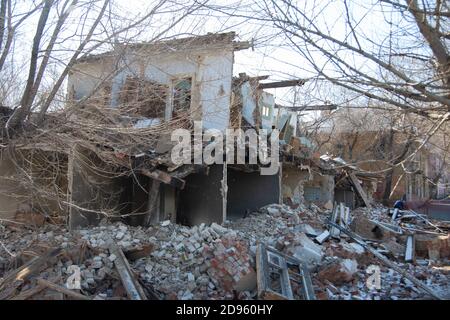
<box><xmin>393</xmin><ymin>199</ymin><xmax>405</xmax><ymax>210</ymax></box>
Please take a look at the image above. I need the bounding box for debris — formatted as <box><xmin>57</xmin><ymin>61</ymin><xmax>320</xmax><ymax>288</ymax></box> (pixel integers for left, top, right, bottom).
<box><xmin>298</xmin><ymin>224</ymin><xmax>320</xmax><ymax>236</ymax></box>
<box><xmin>405</xmin><ymin>209</ymin><xmax>445</xmax><ymax>234</ymax></box>
<box><xmin>346</xmin><ymin>243</ymin><xmax>365</xmax><ymax>255</ymax></box>
<box><xmin>124</xmin><ymin>244</ymin><xmax>154</xmax><ymax>261</ymax></box>
<box><xmin>160</xmin><ymin>220</ymin><xmax>171</xmax><ymax>227</ymax></box>
<box><xmin>315</xmin><ymin>230</ymin><xmax>330</xmax><ymax>244</ymax></box>
<box><xmin>382</xmin><ymin>240</ymin><xmax>405</xmax><ymax>258</ymax></box>
<box><xmin>350</xmin><ymin>215</ymin><xmax>392</xmax><ymax>240</ymax></box>
<box><xmin>0</xmin><ymin>202</ymin><xmax>448</xmax><ymax>300</ymax></box>
<box><xmin>289</xmin><ymin>233</ymin><xmax>323</xmax><ymax>265</ymax></box>
<box><xmin>318</xmin><ymin>258</ymin><xmax>358</xmax><ymax>285</ymax></box>
<box><xmin>415</xmin><ymin>234</ymin><xmax>450</xmax><ymax>259</ymax></box>
<box><xmin>0</xmin><ymin>248</ymin><xmax>63</xmax><ymax>299</ymax></box>
<box><xmin>325</xmin><ymin>218</ymin><xmax>445</xmax><ymax>300</ymax></box>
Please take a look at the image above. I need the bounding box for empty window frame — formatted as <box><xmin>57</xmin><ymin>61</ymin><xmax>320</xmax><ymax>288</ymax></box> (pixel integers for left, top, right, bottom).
<box><xmin>262</xmin><ymin>105</ymin><xmax>271</xmax><ymax>118</ymax></box>
<box><xmin>118</xmin><ymin>76</ymin><xmax>167</xmax><ymax>119</ymax></box>
<box><xmin>171</xmin><ymin>77</ymin><xmax>192</xmax><ymax>117</ymax></box>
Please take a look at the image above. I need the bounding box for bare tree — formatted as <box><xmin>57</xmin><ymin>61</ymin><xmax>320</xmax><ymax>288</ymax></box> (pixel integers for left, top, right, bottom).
<box><xmin>202</xmin><ymin>0</ymin><xmax>449</xmax><ymax>201</ymax></box>
<box><xmin>0</xmin><ymin>0</ymin><xmax>208</xmax><ymax>136</ymax></box>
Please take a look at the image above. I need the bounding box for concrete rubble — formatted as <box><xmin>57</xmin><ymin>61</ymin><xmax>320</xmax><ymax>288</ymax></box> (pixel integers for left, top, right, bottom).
<box><xmin>0</xmin><ymin>203</ymin><xmax>449</xmax><ymax>300</ymax></box>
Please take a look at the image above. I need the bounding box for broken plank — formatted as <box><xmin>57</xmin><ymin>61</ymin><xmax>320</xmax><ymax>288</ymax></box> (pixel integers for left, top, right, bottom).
<box><xmin>401</xmin><ymin>226</ymin><xmax>443</xmax><ymax>235</ymax></box>
<box><xmin>325</xmin><ymin>219</ymin><xmax>443</xmax><ymax>300</ymax></box>
<box><xmin>259</xmin><ymin>79</ymin><xmax>306</xmax><ymax>89</ymax></box>
<box><xmin>348</xmin><ymin>172</ymin><xmax>371</xmax><ymax>208</ymax></box>
<box><xmin>405</xmin><ymin>235</ymin><xmax>415</xmax><ymax>262</ymax></box>
<box><xmin>408</xmin><ymin>209</ymin><xmax>445</xmax><ymax>233</ymax></box>
<box><xmin>137</xmin><ymin>278</ymin><xmax>161</xmax><ymax>300</ymax></box>
<box><xmin>0</xmin><ymin>248</ymin><xmax>63</xmax><ymax>293</ymax></box>
<box><xmin>256</xmin><ymin>243</ymin><xmax>269</xmax><ymax>299</ymax></box>
<box><xmin>10</xmin><ymin>275</ymin><xmax>61</xmax><ymax>300</ymax></box>
<box><xmin>9</xmin><ymin>284</ymin><xmax>46</xmax><ymax>300</ymax></box>
<box><xmin>140</xmin><ymin>168</ymin><xmax>185</xmax><ymax>189</ymax></box>
<box><xmin>109</xmin><ymin>242</ymin><xmax>147</xmax><ymax>300</ymax></box>
<box><xmin>37</xmin><ymin>278</ymin><xmax>90</xmax><ymax>300</ymax></box>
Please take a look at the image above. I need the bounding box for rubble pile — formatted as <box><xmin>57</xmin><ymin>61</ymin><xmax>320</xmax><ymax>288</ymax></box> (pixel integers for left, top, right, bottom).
<box><xmin>0</xmin><ymin>202</ymin><xmax>449</xmax><ymax>300</ymax></box>
<box><xmin>134</xmin><ymin>222</ymin><xmax>256</xmax><ymax>300</ymax></box>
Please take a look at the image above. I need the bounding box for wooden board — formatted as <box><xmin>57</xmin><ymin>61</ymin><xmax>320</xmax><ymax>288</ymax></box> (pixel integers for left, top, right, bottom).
<box><xmin>348</xmin><ymin>172</ymin><xmax>371</xmax><ymax>208</ymax></box>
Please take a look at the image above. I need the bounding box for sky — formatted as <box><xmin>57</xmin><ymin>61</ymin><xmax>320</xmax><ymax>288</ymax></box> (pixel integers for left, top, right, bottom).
<box><xmin>6</xmin><ymin>0</ymin><xmax>432</xmax><ymax>118</ymax></box>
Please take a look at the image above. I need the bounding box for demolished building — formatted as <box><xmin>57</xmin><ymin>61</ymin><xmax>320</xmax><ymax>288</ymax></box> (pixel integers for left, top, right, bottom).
<box><xmin>66</xmin><ymin>32</ymin><xmax>286</xmax><ymax>229</ymax></box>
<box><xmin>0</xmin><ymin>32</ymin><xmax>448</xmax><ymax>302</ymax></box>
<box><xmin>1</xmin><ymin>33</ymin><xmax>295</xmax><ymax>229</ymax></box>
<box><xmin>0</xmin><ymin>32</ymin><xmax>383</xmax><ymax>230</ymax></box>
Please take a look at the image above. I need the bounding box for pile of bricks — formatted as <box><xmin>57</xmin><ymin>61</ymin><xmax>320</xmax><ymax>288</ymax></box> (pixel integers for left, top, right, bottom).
<box><xmin>204</xmin><ymin>235</ymin><xmax>255</xmax><ymax>292</ymax></box>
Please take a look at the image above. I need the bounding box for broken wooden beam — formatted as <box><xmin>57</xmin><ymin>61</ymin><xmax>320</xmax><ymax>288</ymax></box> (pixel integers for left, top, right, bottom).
<box><xmin>325</xmin><ymin>219</ymin><xmax>444</xmax><ymax>300</ymax></box>
<box><xmin>258</xmin><ymin>79</ymin><xmax>306</xmax><ymax>89</ymax></box>
<box><xmin>407</xmin><ymin>209</ymin><xmax>445</xmax><ymax>234</ymax></box>
<box><xmin>37</xmin><ymin>278</ymin><xmax>91</xmax><ymax>300</ymax></box>
<box><xmin>10</xmin><ymin>284</ymin><xmax>46</xmax><ymax>300</ymax></box>
<box><xmin>140</xmin><ymin>168</ymin><xmax>185</xmax><ymax>189</ymax></box>
<box><xmin>109</xmin><ymin>242</ymin><xmax>147</xmax><ymax>300</ymax></box>
<box><xmin>0</xmin><ymin>248</ymin><xmax>63</xmax><ymax>294</ymax></box>
<box><xmin>348</xmin><ymin>172</ymin><xmax>372</xmax><ymax>209</ymax></box>
<box><xmin>275</xmin><ymin>104</ymin><xmax>338</xmax><ymax>111</ymax></box>
<box><xmin>10</xmin><ymin>275</ymin><xmax>61</xmax><ymax>300</ymax></box>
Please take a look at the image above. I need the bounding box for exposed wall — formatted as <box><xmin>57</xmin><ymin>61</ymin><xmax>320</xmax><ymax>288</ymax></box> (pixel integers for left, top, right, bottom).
<box><xmin>123</xmin><ymin>174</ymin><xmax>152</xmax><ymax>226</ymax></box>
<box><xmin>162</xmin><ymin>185</ymin><xmax>177</xmax><ymax>222</ymax></box>
<box><xmin>227</xmin><ymin>167</ymin><xmax>280</xmax><ymax>220</ymax></box>
<box><xmin>177</xmin><ymin>164</ymin><xmax>224</xmax><ymax>226</ymax></box>
<box><xmin>281</xmin><ymin>164</ymin><xmax>334</xmax><ymax>207</ymax></box>
<box><xmin>68</xmin><ymin>59</ymin><xmax>115</xmax><ymax>100</ymax></box>
<box><xmin>335</xmin><ymin>189</ymin><xmax>355</xmax><ymax>209</ymax></box>
<box><xmin>0</xmin><ymin>156</ymin><xmax>27</xmax><ymax>219</ymax></box>
<box><xmin>303</xmin><ymin>173</ymin><xmax>334</xmax><ymax>205</ymax></box>
<box><xmin>68</xmin><ymin>147</ymin><xmax>126</xmax><ymax>229</ymax></box>
<box><xmin>282</xmin><ymin>165</ymin><xmax>310</xmax><ymax>206</ymax></box>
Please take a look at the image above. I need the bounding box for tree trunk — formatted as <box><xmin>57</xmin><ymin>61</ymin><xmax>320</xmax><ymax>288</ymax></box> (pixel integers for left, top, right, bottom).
<box><xmin>5</xmin><ymin>0</ymin><xmax>53</xmax><ymax>132</ymax></box>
